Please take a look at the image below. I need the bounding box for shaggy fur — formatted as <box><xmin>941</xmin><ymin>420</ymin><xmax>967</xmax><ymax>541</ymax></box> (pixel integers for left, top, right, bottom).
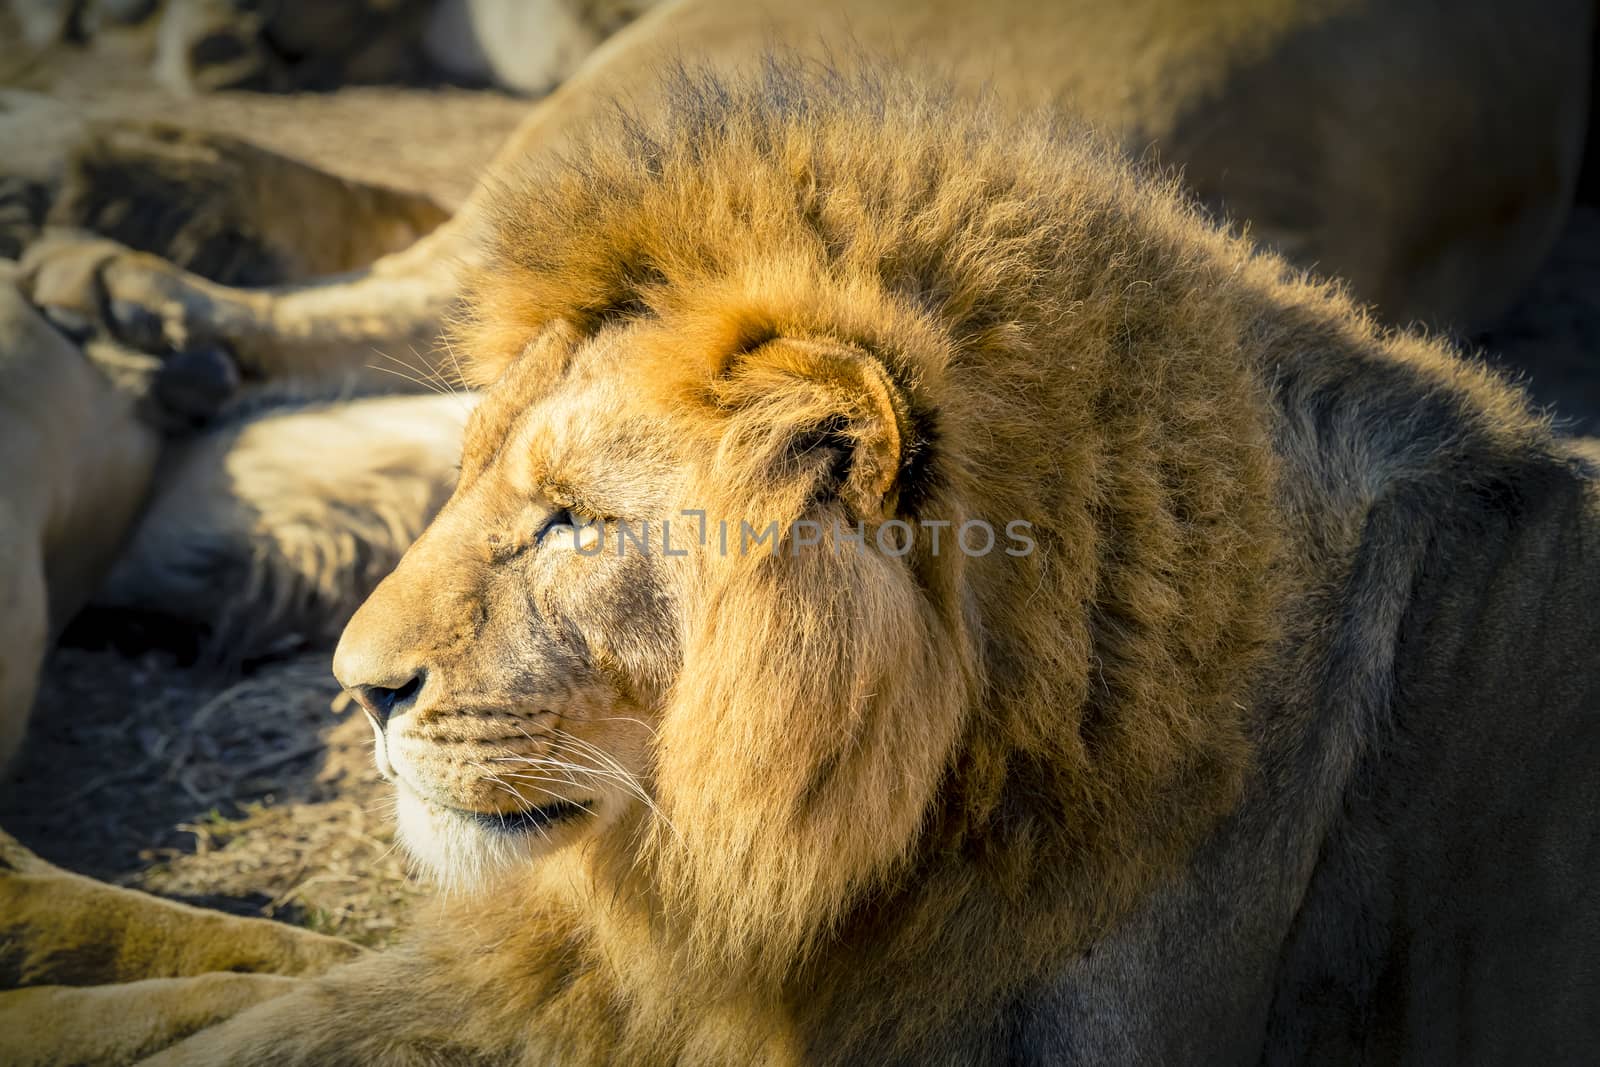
<box><xmin>458</xmin><ymin>64</ymin><xmax>1287</xmax><ymax>984</ymax></box>
<box><xmin>8</xmin><ymin>0</ymin><xmax>1587</xmax><ymax>732</ymax></box>
<box><xmin>105</xmin><ymin>69</ymin><xmax>1600</xmax><ymax>1066</ymax></box>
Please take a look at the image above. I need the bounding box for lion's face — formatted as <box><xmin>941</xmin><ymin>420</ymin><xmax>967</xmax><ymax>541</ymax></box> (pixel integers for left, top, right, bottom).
<box><xmin>333</xmin><ymin>324</ymin><xmax>693</xmax><ymax>881</ymax></box>
<box><xmin>334</xmin><ymin>310</ymin><xmax>970</xmax><ymax>917</ymax></box>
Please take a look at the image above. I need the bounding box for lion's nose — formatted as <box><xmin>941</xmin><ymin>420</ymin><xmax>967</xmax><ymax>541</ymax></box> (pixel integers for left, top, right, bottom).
<box><xmin>334</xmin><ymin>623</ymin><xmax>429</xmax><ymax>729</ymax></box>
<box><xmin>334</xmin><ymin>521</ymin><xmax>462</xmax><ymax>732</ymax></box>
<box><xmin>345</xmin><ymin>672</ymin><xmax>426</xmax><ymax>728</ymax></box>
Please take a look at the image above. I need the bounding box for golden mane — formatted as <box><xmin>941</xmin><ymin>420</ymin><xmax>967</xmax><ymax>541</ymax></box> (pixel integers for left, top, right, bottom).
<box><xmin>449</xmin><ymin>65</ymin><xmax>1287</xmax><ymax>1050</ymax></box>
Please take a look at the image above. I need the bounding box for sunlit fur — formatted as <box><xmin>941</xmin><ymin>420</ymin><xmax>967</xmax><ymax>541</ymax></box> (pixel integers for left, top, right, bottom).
<box><xmin>0</xmin><ymin>286</ymin><xmax>158</xmax><ymax>770</ymax></box>
<box><xmin>96</xmin><ymin>392</ymin><xmax>474</xmax><ymax>659</ymax></box>
<box><xmin>331</xmin><ymin>65</ymin><xmax>1283</xmax><ymax>1058</ymax></box>
<box><xmin>147</xmin><ymin>67</ymin><xmax>1558</xmax><ymax>1064</ymax></box>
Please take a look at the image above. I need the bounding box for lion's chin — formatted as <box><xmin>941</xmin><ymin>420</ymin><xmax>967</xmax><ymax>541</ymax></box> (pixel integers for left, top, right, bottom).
<box><xmin>393</xmin><ymin>782</ymin><xmax>597</xmax><ymax>888</ymax></box>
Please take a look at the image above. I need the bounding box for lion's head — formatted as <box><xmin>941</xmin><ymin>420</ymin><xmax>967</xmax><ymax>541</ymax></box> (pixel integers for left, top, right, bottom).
<box><xmin>334</xmin><ymin>68</ymin><xmax>1286</xmax><ymax>977</ymax></box>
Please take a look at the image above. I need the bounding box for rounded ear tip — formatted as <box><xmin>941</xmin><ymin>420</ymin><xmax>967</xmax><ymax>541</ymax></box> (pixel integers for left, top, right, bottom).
<box><xmin>843</xmin><ymin>426</ymin><xmax>904</xmax><ymax>518</ymax></box>
<box><xmin>713</xmin><ymin>334</ymin><xmax>915</xmax><ymax>516</ymax></box>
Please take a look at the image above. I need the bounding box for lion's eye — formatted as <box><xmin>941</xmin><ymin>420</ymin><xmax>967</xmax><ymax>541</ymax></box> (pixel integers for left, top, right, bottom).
<box><xmin>532</xmin><ymin>507</ymin><xmax>603</xmax><ymax>554</ymax></box>
<box><xmin>536</xmin><ymin>508</ymin><xmax>577</xmax><ymax>544</ymax></box>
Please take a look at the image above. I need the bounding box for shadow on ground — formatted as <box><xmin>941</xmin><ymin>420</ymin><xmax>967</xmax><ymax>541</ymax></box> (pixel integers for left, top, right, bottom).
<box><xmin>0</xmin><ymin>645</ymin><xmax>423</xmax><ymax>945</ymax></box>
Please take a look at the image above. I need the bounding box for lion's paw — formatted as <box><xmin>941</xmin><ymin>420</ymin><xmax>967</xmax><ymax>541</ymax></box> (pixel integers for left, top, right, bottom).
<box><xmin>18</xmin><ymin>233</ymin><xmax>242</xmax><ymax>429</ymax></box>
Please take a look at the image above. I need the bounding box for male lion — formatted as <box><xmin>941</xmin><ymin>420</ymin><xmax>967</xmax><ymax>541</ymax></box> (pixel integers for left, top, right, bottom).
<box><xmin>5</xmin><ymin>0</ymin><xmax>1591</xmax><ymax>767</ymax></box>
<box><xmin>7</xmin><ymin>67</ymin><xmax>1600</xmax><ymax>1064</ymax></box>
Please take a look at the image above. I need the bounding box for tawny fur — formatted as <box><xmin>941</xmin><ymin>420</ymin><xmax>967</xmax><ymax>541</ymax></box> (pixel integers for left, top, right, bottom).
<box><xmin>8</xmin><ymin>0</ymin><xmax>1586</xmax><ymax>729</ymax></box>
<box><xmin>457</xmin><ymin>64</ymin><xmax>1287</xmax><ymax>986</ymax></box>
<box><xmin>95</xmin><ymin>392</ymin><xmax>473</xmax><ymax>658</ymax></box>
<box><xmin>53</xmin><ymin>122</ymin><xmax>450</xmax><ymax>287</ymax></box>
<box><xmin>0</xmin><ymin>281</ymin><xmax>159</xmax><ymax>769</ymax></box>
<box><xmin>127</xmin><ymin>67</ymin><xmax>1573</xmax><ymax>1066</ymax></box>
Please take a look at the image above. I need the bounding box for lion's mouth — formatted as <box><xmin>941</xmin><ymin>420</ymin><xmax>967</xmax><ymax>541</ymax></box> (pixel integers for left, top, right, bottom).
<box><xmin>463</xmin><ymin>798</ymin><xmax>593</xmax><ymax>834</ymax></box>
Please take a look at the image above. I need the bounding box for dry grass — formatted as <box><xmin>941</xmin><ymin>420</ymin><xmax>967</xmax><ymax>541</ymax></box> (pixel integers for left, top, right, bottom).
<box><xmin>0</xmin><ymin>646</ymin><xmax>423</xmax><ymax>945</ymax></box>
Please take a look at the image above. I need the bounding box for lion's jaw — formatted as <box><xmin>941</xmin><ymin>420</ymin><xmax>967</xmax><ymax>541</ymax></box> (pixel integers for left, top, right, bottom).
<box><xmin>386</xmin><ymin>772</ymin><xmax>634</xmax><ymax>886</ymax></box>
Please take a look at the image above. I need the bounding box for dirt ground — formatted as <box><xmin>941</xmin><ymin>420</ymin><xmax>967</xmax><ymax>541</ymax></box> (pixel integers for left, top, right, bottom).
<box><xmin>1</xmin><ymin>18</ymin><xmax>1597</xmax><ymax>951</ymax></box>
<box><xmin>4</xmin><ymin>648</ymin><xmax>421</xmax><ymax>944</ymax></box>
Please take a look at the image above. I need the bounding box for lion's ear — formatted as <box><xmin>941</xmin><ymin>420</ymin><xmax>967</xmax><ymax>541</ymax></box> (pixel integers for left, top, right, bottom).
<box><xmin>713</xmin><ymin>337</ymin><xmax>909</xmax><ymax>518</ymax></box>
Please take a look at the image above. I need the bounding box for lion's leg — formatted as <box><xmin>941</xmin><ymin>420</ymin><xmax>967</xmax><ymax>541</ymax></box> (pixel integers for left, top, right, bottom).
<box><xmin>10</xmin><ymin>0</ymin><xmax>784</xmax><ymax>392</ymax></box>
<box><xmin>14</xmin><ymin>116</ymin><xmax>455</xmax><ymax>393</ymax></box>
<box><xmin>52</xmin><ymin>122</ymin><xmax>451</xmax><ymax>287</ymax></box>
<box><xmin>126</xmin><ymin>904</ymin><xmax>636</xmax><ymax>1067</ymax></box>
<box><xmin>0</xmin><ymin>514</ymin><xmax>46</xmax><ymax>772</ymax></box>
<box><xmin>22</xmin><ymin>230</ymin><xmax>462</xmax><ymax>390</ymax></box>
<box><xmin>0</xmin><ymin>303</ymin><xmax>59</xmax><ymax>770</ymax></box>
<box><xmin>93</xmin><ymin>390</ymin><xmax>474</xmax><ymax>658</ymax></box>
<box><xmin>0</xmin><ymin>829</ymin><xmax>365</xmax><ymax>988</ymax></box>
<box><xmin>0</xmin><ymin>279</ymin><xmax>162</xmax><ymax>767</ymax></box>
<box><xmin>0</xmin><ymin>974</ymin><xmax>305</xmax><ymax>1067</ymax></box>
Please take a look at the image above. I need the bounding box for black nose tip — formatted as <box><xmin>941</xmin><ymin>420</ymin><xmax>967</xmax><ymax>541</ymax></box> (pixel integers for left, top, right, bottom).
<box><xmin>350</xmin><ymin>672</ymin><xmax>425</xmax><ymax>727</ymax></box>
